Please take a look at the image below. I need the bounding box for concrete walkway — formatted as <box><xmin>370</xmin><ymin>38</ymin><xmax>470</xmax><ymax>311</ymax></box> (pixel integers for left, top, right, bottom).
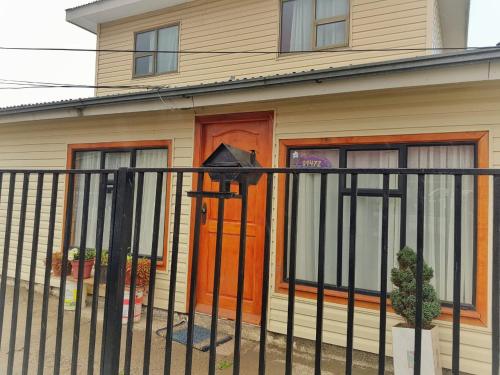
<box><xmin>0</xmin><ymin>283</ymin><xmax>380</xmax><ymax>374</ymax></box>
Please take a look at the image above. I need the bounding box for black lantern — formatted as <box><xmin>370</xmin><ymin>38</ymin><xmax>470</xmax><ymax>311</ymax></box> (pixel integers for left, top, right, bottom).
<box><xmin>202</xmin><ymin>143</ymin><xmax>262</xmax><ymax>185</ymax></box>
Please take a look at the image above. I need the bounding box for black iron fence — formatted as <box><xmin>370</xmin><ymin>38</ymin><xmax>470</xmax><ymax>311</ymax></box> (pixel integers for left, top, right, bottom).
<box><xmin>0</xmin><ymin>167</ymin><xmax>498</xmax><ymax>375</ymax></box>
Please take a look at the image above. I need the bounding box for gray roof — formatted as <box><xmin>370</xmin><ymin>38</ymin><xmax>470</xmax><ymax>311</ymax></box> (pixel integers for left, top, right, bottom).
<box><xmin>1</xmin><ymin>47</ymin><xmax>500</xmax><ymax>116</ymax></box>
<box><xmin>67</xmin><ymin>0</ymin><xmax>104</xmax><ymax>12</ymax></box>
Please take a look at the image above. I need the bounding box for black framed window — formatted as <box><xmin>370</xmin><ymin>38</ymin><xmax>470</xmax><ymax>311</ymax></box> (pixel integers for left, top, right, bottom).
<box><xmin>285</xmin><ymin>142</ymin><xmax>477</xmax><ymax>306</ymax></box>
<box><xmin>72</xmin><ymin>147</ymin><xmax>168</xmax><ymax>259</ymax></box>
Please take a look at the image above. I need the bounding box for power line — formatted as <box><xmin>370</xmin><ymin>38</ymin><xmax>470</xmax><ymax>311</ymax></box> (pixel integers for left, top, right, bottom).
<box><xmin>0</xmin><ymin>45</ymin><xmax>499</xmax><ymax>55</ymax></box>
<box><xmin>0</xmin><ymin>78</ymin><xmax>169</xmax><ymax>91</ymax></box>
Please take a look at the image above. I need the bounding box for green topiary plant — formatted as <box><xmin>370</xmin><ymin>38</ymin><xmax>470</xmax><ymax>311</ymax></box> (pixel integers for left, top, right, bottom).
<box><xmin>390</xmin><ymin>246</ymin><xmax>441</xmax><ymax>329</ymax></box>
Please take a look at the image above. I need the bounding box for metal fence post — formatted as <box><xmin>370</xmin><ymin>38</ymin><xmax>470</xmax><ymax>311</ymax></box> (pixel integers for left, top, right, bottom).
<box><xmin>101</xmin><ymin>168</ymin><xmax>135</xmax><ymax>375</ymax></box>
<box><xmin>492</xmin><ymin>176</ymin><xmax>500</xmax><ymax>375</ymax></box>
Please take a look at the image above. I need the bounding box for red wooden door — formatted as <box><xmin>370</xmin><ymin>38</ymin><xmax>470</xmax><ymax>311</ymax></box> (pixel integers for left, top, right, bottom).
<box><xmin>193</xmin><ymin>113</ymin><xmax>272</xmax><ymax>324</ymax></box>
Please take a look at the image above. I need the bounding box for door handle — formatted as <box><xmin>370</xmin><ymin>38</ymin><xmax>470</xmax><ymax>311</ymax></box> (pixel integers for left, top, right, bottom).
<box><xmin>201</xmin><ymin>202</ymin><xmax>207</xmax><ymax>224</ymax></box>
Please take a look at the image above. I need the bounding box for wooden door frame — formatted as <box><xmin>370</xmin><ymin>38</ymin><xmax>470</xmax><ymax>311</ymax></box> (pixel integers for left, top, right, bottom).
<box><xmin>185</xmin><ymin>111</ymin><xmax>274</xmax><ymax>315</ymax></box>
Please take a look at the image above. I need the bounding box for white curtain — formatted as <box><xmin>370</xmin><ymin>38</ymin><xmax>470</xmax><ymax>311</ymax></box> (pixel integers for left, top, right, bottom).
<box><xmin>288</xmin><ymin>0</ymin><xmax>313</xmax><ymax>51</ymax></box>
<box><xmin>73</xmin><ymin>152</ymin><xmax>100</xmax><ymax>249</ymax></box>
<box><xmin>316</xmin><ymin>0</ymin><xmax>348</xmax><ymax>19</ymax></box>
<box><xmin>157</xmin><ymin>26</ymin><xmax>179</xmax><ymax>73</ymax></box>
<box><xmin>101</xmin><ymin>152</ymin><xmax>131</xmax><ymax>250</ymax></box>
<box><xmin>342</xmin><ymin>150</ymin><xmax>401</xmax><ymax>291</ymax></box>
<box><xmin>316</xmin><ymin>22</ymin><xmax>346</xmax><ymax>48</ymax></box>
<box><xmin>346</xmin><ymin>150</ymin><xmax>398</xmax><ymax>189</ymax></box>
<box><xmin>290</xmin><ymin>174</ymin><xmax>340</xmax><ymax>284</ymax></box>
<box><xmin>316</xmin><ymin>0</ymin><xmax>348</xmax><ymax>47</ymax></box>
<box><xmin>406</xmin><ymin>145</ymin><xmax>475</xmax><ymax>304</ymax></box>
<box><xmin>134</xmin><ymin>149</ymin><xmax>168</xmax><ymax>258</ymax></box>
<box><xmin>341</xmin><ymin>197</ymin><xmax>401</xmax><ymax>291</ymax></box>
<box><xmin>288</xmin><ymin>148</ymin><xmax>339</xmax><ymax>284</ymax></box>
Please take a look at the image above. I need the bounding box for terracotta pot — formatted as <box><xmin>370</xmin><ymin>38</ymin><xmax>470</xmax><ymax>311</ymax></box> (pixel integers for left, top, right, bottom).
<box><xmin>70</xmin><ymin>259</ymin><xmax>95</xmax><ymax>280</ymax></box>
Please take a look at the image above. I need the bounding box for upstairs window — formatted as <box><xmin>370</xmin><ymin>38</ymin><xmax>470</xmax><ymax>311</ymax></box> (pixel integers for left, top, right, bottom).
<box><xmin>280</xmin><ymin>0</ymin><xmax>349</xmax><ymax>52</ymax></box>
<box><xmin>133</xmin><ymin>24</ymin><xmax>179</xmax><ymax>77</ymax></box>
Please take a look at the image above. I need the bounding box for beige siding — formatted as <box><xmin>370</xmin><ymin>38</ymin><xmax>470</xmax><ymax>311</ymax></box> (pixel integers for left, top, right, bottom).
<box><xmin>1</xmin><ymin>82</ymin><xmax>500</xmax><ymax>372</ymax></box>
<box><xmin>194</xmin><ymin>82</ymin><xmax>500</xmax><ymax>374</ymax></box>
<box><xmin>268</xmin><ymin>84</ymin><xmax>500</xmax><ymax>375</ymax></box>
<box><xmin>95</xmin><ymin>0</ymin><xmax>431</xmax><ymax>96</ymax></box>
<box><xmin>0</xmin><ymin>111</ymin><xmax>195</xmax><ymax>312</ymax></box>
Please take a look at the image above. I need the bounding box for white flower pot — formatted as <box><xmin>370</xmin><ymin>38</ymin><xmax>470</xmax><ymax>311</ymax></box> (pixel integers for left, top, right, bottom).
<box><xmin>392</xmin><ymin>324</ymin><xmax>442</xmax><ymax>375</ymax></box>
<box><xmin>122</xmin><ymin>288</ymin><xmax>143</xmax><ymax>324</ymax></box>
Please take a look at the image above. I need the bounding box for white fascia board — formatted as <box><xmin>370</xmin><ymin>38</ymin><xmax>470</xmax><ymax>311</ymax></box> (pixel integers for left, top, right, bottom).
<box><xmin>66</xmin><ymin>0</ymin><xmax>194</xmax><ymax>33</ymax></box>
<box><xmin>438</xmin><ymin>0</ymin><xmax>470</xmax><ymax>48</ymax></box>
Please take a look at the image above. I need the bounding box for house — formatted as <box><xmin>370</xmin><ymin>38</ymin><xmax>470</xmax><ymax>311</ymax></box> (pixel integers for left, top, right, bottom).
<box><xmin>0</xmin><ymin>0</ymin><xmax>499</xmax><ymax>373</ymax></box>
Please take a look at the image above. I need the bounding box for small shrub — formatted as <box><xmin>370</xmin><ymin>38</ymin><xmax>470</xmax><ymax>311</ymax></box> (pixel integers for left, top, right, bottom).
<box><xmin>68</xmin><ymin>248</ymin><xmax>96</xmax><ymax>261</ymax></box>
<box><xmin>390</xmin><ymin>246</ymin><xmax>441</xmax><ymax>329</ymax></box>
<box><xmin>100</xmin><ymin>250</ymin><xmax>109</xmax><ymax>266</ymax></box>
<box><xmin>217</xmin><ymin>359</ymin><xmax>232</xmax><ymax>370</ymax></box>
<box><xmin>125</xmin><ymin>256</ymin><xmax>151</xmax><ymax>289</ymax></box>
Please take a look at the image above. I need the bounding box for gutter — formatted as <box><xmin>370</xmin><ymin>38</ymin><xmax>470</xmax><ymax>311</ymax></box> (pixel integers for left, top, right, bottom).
<box><xmin>1</xmin><ymin>47</ymin><xmax>500</xmax><ymax>116</ymax></box>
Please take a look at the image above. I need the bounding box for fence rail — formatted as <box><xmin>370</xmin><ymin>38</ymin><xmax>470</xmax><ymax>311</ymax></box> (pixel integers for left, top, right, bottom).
<box><xmin>0</xmin><ymin>167</ymin><xmax>497</xmax><ymax>375</ymax></box>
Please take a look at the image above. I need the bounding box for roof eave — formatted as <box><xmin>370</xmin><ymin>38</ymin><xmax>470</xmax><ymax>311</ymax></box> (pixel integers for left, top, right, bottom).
<box><xmin>66</xmin><ymin>0</ymin><xmax>194</xmax><ymax>34</ymax></box>
<box><xmin>1</xmin><ymin>48</ymin><xmax>500</xmax><ymax>118</ymax></box>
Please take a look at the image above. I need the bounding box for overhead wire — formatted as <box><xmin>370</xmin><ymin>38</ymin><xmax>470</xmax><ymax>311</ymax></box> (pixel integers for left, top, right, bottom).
<box><xmin>0</xmin><ymin>45</ymin><xmax>499</xmax><ymax>55</ymax></box>
<box><xmin>0</xmin><ymin>44</ymin><xmax>498</xmax><ymax>91</ymax></box>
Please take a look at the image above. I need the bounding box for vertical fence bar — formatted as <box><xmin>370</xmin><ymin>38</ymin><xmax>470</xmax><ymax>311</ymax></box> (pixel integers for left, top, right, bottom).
<box><xmin>143</xmin><ymin>172</ymin><xmax>163</xmax><ymax>375</ymax></box>
<box><xmin>124</xmin><ymin>172</ymin><xmax>144</xmax><ymax>375</ymax></box>
<box><xmin>314</xmin><ymin>173</ymin><xmax>328</xmax><ymax>375</ymax></box>
<box><xmin>7</xmin><ymin>173</ymin><xmax>30</xmax><ymax>375</ymax></box>
<box><xmin>100</xmin><ymin>172</ymin><xmax>118</xmax><ymax>373</ymax></box>
<box><xmin>0</xmin><ymin>173</ymin><xmax>16</xmax><ymax>348</ymax></box>
<box><xmin>22</xmin><ymin>173</ymin><xmax>44</xmax><ymax>375</ymax></box>
<box><xmin>413</xmin><ymin>174</ymin><xmax>425</xmax><ymax>375</ymax></box>
<box><xmin>345</xmin><ymin>173</ymin><xmax>358</xmax><ymax>375</ymax></box>
<box><xmin>452</xmin><ymin>175</ymin><xmax>463</xmax><ymax>374</ymax></box>
<box><xmin>87</xmin><ymin>173</ymin><xmax>108</xmax><ymax>375</ymax></box>
<box><xmin>38</xmin><ymin>173</ymin><xmax>59</xmax><ymax>375</ymax></box>
<box><xmin>285</xmin><ymin>173</ymin><xmax>300</xmax><ymax>375</ymax></box>
<box><xmin>378</xmin><ymin>173</ymin><xmax>390</xmax><ymax>375</ymax></box>
<box><xmin>71</xmin><ymin>173</ymin><xmax>91</xmax><ymax>375</ymax></box>
<box><xmin>258</xmin><ymin>172</ymin><xmax>273</xmax><ymax>375</ymax></box>
<box><xmin>492</xmin><ymin>176</ymin><xmax>500</xmax><ymax>375</ymax></box>
<box><xmin>208</xmin><ymin>175</ymin><xmax>228</xmax><ymax>375</ymax></box>
<box><xmin>164</xmin><ymin>172</ymin><xmax>184</xmax><ymax>375</ymax></box>
<box><xmin>185</xmin><ymin>172</ymin><xmax>205</xmax><ymax>375</ymax></box>
<box><xmin>233</xmin><ymin>177</ymin><xmax>249</xmax><ymax>375</ymax></box>
<box><xmin>54</xmin><ymin>172</ymin><xmax>75</xmax><ymax>375</ymax></box>
<box><xmin>336</xmin><ymin>154</ymin><xmax>346</xmax><ymax>287</ymax></box>
<box><xmin>101</xmin><ymin>168</ymin><xmax>134</xmax><ymax>375</ymax></box>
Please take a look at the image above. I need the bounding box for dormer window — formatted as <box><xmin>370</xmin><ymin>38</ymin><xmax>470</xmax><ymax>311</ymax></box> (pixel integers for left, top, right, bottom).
<box><xmin>280</xmin><ymin>0</ymin><xmax>349</xmax><ymax>53</ymax></box>
<box><xmin>133</xmin><ymin>24</ymin><xmax>179</xmax><ymax>77</ymax></box>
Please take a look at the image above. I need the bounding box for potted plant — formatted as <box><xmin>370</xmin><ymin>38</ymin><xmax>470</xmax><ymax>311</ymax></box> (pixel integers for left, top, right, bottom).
<box><xmin>50</xmin><ymin>251</ymin><xmax>70</xmax><ymax>277</ymax></box>
<box><xmin>99</xmin><ymin>250</ymin><xmax>109</xmax><ymax>284</ymax></box>
<box><xmin>68</xmin><ymin>248</ymin><xmax>96</xmax><ymax>280</ymax></box>
<box><xmin>123</xmin><ymin>256</ymin><xmax>151</xmax><ymax>324</ymax></box>
<box><xmin>391</xmin><ymin>246</ymin><xmax>442</xmax><ymax>375</ymax></box>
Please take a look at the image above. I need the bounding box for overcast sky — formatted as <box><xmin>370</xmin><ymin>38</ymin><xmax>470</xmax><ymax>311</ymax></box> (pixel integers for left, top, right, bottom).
<box><xmin>0</xmin><ymin>0</ymin><xmax>499</xmax><ymax>108</ymax></box>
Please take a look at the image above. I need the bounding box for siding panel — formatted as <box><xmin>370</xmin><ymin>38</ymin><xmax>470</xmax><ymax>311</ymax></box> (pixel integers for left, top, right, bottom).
<box><xmin>0</xmin><ymin>83</ymin><xmax>498</xmax><ymax>373</ymax></box>
<box><xmin>95</xmin><ymin>0</ymin><xmax>429</xmax><ymax>96</ymax></box>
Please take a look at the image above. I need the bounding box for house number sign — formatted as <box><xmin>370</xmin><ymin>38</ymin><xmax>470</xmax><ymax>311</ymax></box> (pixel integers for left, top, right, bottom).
<box><xmin>290</xmin><ymin>149</ymin><xmax>339</xmax><ymax>168</ymax></box>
